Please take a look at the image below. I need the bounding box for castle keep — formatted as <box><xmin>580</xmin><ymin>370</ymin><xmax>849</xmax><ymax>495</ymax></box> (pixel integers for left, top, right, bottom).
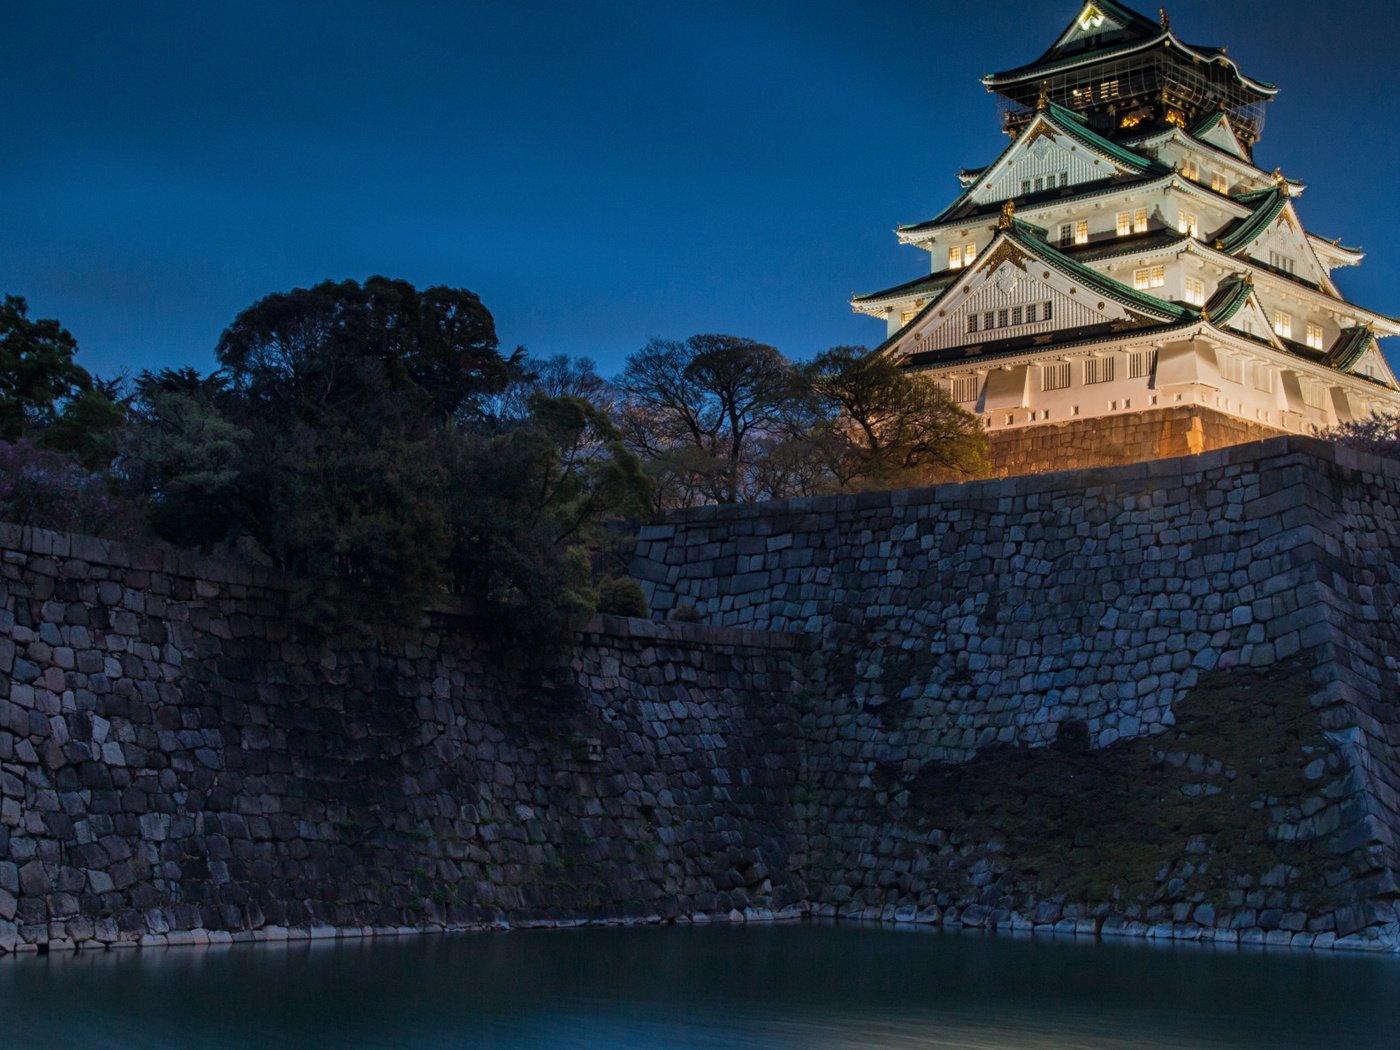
<box><xmin>853</xmin><ymin>1</ymin><xmax>1400</xmax><ymax>474</ymax></box>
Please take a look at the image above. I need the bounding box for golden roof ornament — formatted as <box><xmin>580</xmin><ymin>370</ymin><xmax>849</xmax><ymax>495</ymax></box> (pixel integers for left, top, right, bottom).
<box><xmin>1037</xmin><ymin>83</ymin><xmax>1050</xmax><ymax>111</ymax></box>
<box><xmin>1159</xmin><ymin>7</ymin><xmax>1170</xmax><ymax>30</ymax></box>
<box><xmin>999</xmin><ymin>199</ymin><xmax>1016</xmax><ymax>230</ymax></box>
<box><xmin>1272</xmin><ymin>167</ymin><xmax>1286</xmax><ymax>184</ymax></box>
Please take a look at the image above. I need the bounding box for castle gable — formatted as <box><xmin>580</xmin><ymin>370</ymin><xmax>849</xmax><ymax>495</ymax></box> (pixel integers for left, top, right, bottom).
<box><xmin>885</xmin><ymin>225</ymin><xmax>1187</xmax><ymax>363</ymax></box>
<box><xmin>1189</xmin><ymin>110</ymin><xmax>1250</xmax><ymax>161</ymax></box>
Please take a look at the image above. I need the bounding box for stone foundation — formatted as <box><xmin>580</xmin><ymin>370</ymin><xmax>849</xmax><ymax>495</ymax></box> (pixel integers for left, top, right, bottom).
<box><xmin>988</xmin><ymin>405</ymin><xmax>1284</xmax><ymax>476</ymax></box>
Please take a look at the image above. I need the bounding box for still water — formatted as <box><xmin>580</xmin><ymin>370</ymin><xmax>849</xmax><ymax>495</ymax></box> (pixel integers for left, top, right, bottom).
<box><xmin>2</xmin><ymin>924</ymin><xmax>1396</xmax><ymax>1049</ymax></box>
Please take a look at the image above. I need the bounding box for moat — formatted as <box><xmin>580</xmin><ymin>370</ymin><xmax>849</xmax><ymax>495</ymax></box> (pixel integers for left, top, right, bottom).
<box><xmin>5</xmin><ymin>925</ymin><xmax>1398</xmax><ymax>1049</ymax></box>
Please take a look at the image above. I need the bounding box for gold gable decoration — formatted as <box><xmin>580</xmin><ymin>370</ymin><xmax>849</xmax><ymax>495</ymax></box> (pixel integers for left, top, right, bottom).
<box><xmin>976</xmin><ymin>238</ymin><xmax>1030</xmax><ymax>274</ymax></box>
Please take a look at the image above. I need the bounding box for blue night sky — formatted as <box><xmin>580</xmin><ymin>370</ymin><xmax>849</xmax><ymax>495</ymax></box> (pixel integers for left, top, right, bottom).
<box><xmin>4</xmin><ymin>0</ymin><xmax>1398</xmax><ymax>380</ymax></box>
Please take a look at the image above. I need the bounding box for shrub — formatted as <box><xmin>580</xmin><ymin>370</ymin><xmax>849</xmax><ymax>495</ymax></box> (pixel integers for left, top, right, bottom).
<box><xmin>596</xmin><ymin>576</ymin><xmax>648</xmax><ymax>617</ymax></box>
<box><xmin>1327</xmin><ymin>413</ymin><xmax>1400</xmax><ymax>457</ymax></box>
<box><xmin>0</xmin><ymin>440</ymin><xmax>138</xmax><ymax>537</ymax></box>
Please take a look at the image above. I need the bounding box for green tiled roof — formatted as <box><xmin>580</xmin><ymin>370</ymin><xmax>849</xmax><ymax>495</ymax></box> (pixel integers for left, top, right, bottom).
<box><xmin>1322</xmin><ymin>326</ymin><xmax>1375</xmax><ymax>371</ymax></box>
<box><xmin>1010</xmin><ymin>221</ymin><xmax>1195</xmax><ymax>322</ymax></box>
<box><xmin>902</xmin><ymin>104</ymin><xmax>1165</xmax><ymax>231</ymax></box>
<box><xmin>1202</xmin><ymin>273</ymin><xmax>1253</xmax><ymax>324</ymax></box>
<box><xmin>984</xmin><ymin>30</ymin><xmax>1276</xmax><ymax>97</ymax></box>
<box><xmin>1215</xmin><ymin>186</ymin><xmax>1288</xmax><ymax>253</ymax></box>
<box><xmin>852</xmin><ymin>271</ymin><xmax>959</xmax><ymax>305</ymax></box>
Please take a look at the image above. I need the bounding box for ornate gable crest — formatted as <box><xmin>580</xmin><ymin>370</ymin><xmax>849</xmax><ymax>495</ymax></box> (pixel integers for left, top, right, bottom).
<box><xmin>976</xmin><ymin>240</ymin><xmax>1030</xmax><ymax>274</ymax></box>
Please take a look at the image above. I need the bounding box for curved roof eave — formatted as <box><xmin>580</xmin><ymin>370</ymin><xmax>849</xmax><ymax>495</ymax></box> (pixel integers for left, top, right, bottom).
<box><xmin>983</xmin><ymin>32</ymin><xmax>1277</xmax><ymax>98</ymax></box>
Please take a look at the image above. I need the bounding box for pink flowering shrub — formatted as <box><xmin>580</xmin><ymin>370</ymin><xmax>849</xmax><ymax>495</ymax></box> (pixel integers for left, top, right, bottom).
<box><xmin>1327</xmin><ymin>413</ymin><xmax>1400</xmax><ymax>457</ymax></box>
<box><xmin>0</xmin><ymin>439</ymin><xmax>140</xmax><ymax>537</ymax></box>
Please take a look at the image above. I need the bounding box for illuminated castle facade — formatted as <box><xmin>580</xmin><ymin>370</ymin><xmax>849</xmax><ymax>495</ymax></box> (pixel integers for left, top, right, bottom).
<box><xmin>853</xmin><ymin>1</ymin><xmax>1400</xmax><ymax>473</ymax></box>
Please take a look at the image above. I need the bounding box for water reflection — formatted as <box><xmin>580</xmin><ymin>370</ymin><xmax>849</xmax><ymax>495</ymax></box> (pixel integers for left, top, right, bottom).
<box><xmin>3</xmin><ymin>924</ymin><xmax>1395</xmax><ymax>1049</ymax></box>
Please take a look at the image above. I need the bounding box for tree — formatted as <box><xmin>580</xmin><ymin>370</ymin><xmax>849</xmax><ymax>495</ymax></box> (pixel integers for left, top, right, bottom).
<box><xmin>0</xmin><ymin>294</ymin><xmax>98</xmax><ymax>441</ymax></box>
<box><xmin>125</xmin><ymin>279</ymin><xmax>516</xmax><ymax>632</ymax></box>
<box><xmin>444</xmin><ymin>393</ymin><xmax>652</xmax><ymax>641</ymax></box>
<box><xmin>804</xmin><ymin>346</ymin><xmax>989</xmax><ymax>489</ymax></box>
<box><xmin>616</xmin><ymin>334</ymin><xmax>808</xmax><ymax>506</ymax></box>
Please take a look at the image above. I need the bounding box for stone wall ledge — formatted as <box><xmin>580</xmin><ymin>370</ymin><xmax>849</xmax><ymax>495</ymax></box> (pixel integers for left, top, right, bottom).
<box><xmin>648</xmin><ymin>436</ymin><xmax>1400</xmax><ymax>526</ymax></box>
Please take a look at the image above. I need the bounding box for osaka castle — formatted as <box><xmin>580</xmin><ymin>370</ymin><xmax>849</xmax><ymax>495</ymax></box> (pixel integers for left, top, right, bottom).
<box><xmin>852</xmin><ymin>0</ymin><xmax>1400</xmax><ymax>474</ymax></box>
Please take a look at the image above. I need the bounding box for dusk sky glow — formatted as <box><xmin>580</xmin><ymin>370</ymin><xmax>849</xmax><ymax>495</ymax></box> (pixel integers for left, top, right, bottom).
<box><xmin>5</xmin><ymin>0</ymin><xmax>1398</xmax><ymax>380</ymax></box>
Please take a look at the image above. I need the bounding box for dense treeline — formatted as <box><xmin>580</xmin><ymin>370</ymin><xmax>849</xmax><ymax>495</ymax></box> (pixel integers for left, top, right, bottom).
<box><xmin>0</xmin><ymin>279</ymin><xmax>991</xmax><ymax>637</ymax></box>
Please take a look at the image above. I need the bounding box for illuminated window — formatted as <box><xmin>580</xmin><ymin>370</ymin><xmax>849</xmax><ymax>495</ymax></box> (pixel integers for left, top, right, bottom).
<box><xmin>963</xmin><ymin>242</ymin><xmax>977</xmax><ymax>265</ymax></box>
<box><xmin>1133</xmin><ymin>208</ymin><xmax>1148</xmax><ymax>233</ymax></box>
<box><xmin>901</xmin><ymin>309</ymin><xmax>917</xmax><ymax>326</ymax></box>
<box><xmin>1305</xmin><ymin>322</ymin><xmax>1324</xmax><ymax>350</ymax></box>
<box><xmin>1084</xmin><ymin>357</ymin><xmax>1114</xmax><ymax>384</ymax></box>
<box><xmin>1211</xmin><ymin>171</ymin><xmax>1228</xmax><ymax>193</ymax></box>
<box><xmin>1182</xmin><ymin>159</ymin><xmax>1199</xmax><ymax>181</ymax></box>
<box><xmin>1273</xmin><ymin>311</ymin><xmax>1292</xmax><ymax>338</ymax></box>
<box><xmin>949</xmin><ymin>246</ymin><xmax>963</xmax><ymax>269</ymax></box>
<box><xmin>1133</xmin><ymin>266</ymin><xmax>1165</xmax><ymax>290</ymax></box>
<box><xmin>1129</xmin><ymin>350</ymin><xmax>1157</xmax><ymax>379</ymax></box>
<box><xmin>952</xmin><ymin>376</ymin><xmax>980</xmax><ymax>403</ymax></box>
<box><xmin>1075</xmin><ymin>220</ymin><xmax>1089</xmax><ymax>245</ymax></box>
<box><xmin>1177</xmin><ymin>211</ymin><xmax>1198</xmax><ymax>237</ymax></box>
<box><xmin>1116</xmin><ymin>212</ymin><xmax>1132</xmax><ymax>236</ymax></box>
<box><xmin>1042</xmin><ymin>363</ymin><xmax>1071</xmax><ymax>391</ymax></box>
<box><xmin>1184</xmin><ymin>277</ymin><xmax>1205</xmax><ymax>305</ymax></box>
<box><xmin>1059</xmin><ymin>223</ymin><xmax>1074</xmax><ymax>247</ymax></box>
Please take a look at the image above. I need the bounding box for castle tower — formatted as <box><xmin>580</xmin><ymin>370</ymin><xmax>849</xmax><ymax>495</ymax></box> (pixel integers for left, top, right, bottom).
<box><xmin>853</xmin><ymin>0</ymin><xmax>1400</xmax><ymax>475</ymax></box>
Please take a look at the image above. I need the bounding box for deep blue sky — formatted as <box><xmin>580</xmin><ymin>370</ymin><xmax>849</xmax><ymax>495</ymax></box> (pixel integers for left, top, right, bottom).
<box><xmin>4</xmin><ymin>0</ymin><xmax>1398</xmax><ymax>380</ymax></box>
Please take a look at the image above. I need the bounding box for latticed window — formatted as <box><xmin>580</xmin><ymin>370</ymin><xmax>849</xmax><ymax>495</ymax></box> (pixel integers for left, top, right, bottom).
<box><xmin>952</xmin><ymin>376</ymin><xmax>980</xmax><ymax>403</ymax></box>
<box><xmin>963</xmin><ymin>242</ymin><xmax>977</xmax><ymax>265</ymax></box>
<box><xmin>1216</xmin><ymin>351</ymin><xmax>1244</xmax><ymax>384</ymax></box>
<box><xmin>1042</xmin><ymin>362</ymin><xmax>1071</xmax><ymax>391</ymax></box>
<box><xmin>1133</xmin><ymin>266</ymin><xmax>1165</xmax><ymax>290</ymax></box>
<box><xmin>1178</xmin><ymin>211</ymin><xmax>1198</xmax><ymax>237</ymax></box>
<box><xmin>1273</xmin><ymin>311</ymin><xmax>1292</xmax><ymax>338</ymax></box>
<box><xmin>1059</xmin><ymin>224</ymin><xmax>1074</xmax><ymax>247</ymax></box>
<box><xmin>1116</xmin><ymin>211</ymin><xmax>1131</xmax><ymax>236</ymax></box>
<box><xmin>1133</xmin><ymin>208</ymin><xmax>1148</xmax><ymax>233</ymax></box>
<box><xmin>1305</xmin><ymin>322</ymin><xmax>1324</xmax><ymax>350</ymax></box>
<box><xmin>1128</xmin><ymin>350</ymin><xmax>1157</xmax><ymax>379</ymax></box>
<box><xmin>1084</xmin><ymin>357</ymin><xmax>1114</xmax><ymax>384</ymax></box>
<box><xmin>1182</xmin><ymin>159</ymin><xmax>1199</xmax><ymax>181</ymax></box>
<box><xmin>1075</xmin><ymin>220</ymin><xmax>1088</xmax><ymax>245</ymax></box>
<box><xmin>1269</xmin><ymin>251</ymin><xmax>1295</xmax><ymax>274</ymax></box>
<box><xmin>1184</xmin><ymin>277</ymin><xmax>1205</xmax><ymax>305</ymax></box>
<box><xmin>949</xmin><ymin>246</ymin><xmax>963</xmax><ymax>269</ymax></box>
<box><xmin>966</xmin><ymin>314</ymin><xmax>979</xmax><ymax>334</ymax></box>
<box><xmin>1211</xmin><ymin>171</ymin><xmax>1228</xmax><ymax>193</ymax></box>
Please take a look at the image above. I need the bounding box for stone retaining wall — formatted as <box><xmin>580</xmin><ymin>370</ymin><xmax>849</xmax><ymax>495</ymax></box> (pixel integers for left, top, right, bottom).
<box><xmin>3</xmin><ymin>436</ymin><xmax>1399</xmax><ymax>953</ymax></box>
<box><xmin>0</xmin><ymin>526</ymin><xmax>810</xmax><ymax>952</ymax></box>
<box><xmin>633</xmin><ymin>437</ymin><xmax>1400</xmax><ymax>949</ymax></box>
<box><xmin>987</xmin><ymin>405</ymin><xmax>1282</xmax><ymax>476</ymax></box>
